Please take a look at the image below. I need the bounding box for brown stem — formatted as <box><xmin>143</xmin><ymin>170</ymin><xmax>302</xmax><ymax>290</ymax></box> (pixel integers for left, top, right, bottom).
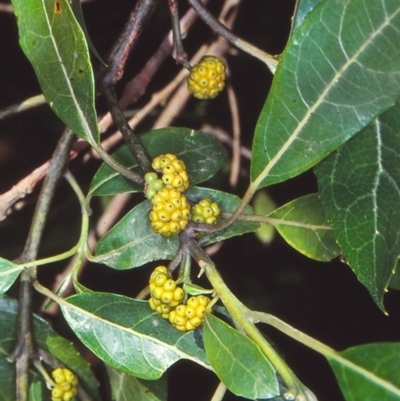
<box><xmin>8</xmin><ymin>129</ymin><xmax>75</xmax><ymax>401</ymax></box>
<box><xmin>97</xmin><ymin>0</ymin><xmax>159</xmax><ymax>174</ymax></box>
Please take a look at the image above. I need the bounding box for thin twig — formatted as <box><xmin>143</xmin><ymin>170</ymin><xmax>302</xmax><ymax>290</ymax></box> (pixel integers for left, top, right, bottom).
<box><xmin>0</xmin><ymin>94</ymin><xmax>46</xmax><ymax>121</ymax></box>
<box><xmin>97</xmin><ymin>0</ymin><xmax>159</xmax><ymax>174</ymax></box>
<box><xmin>0</xmin><ymin>139</ymin><xmax>88</xmax><ymax>222</ymax></box>
<box><xmin>210</xmin><ymin>381</ymin><xmax>227</xmax><ymax>401</ymax></box>
<box><xmin>43</xmin><ymin>193</ymin><xmax>133</xmax><ymax>316</ymax></box>
<box><xmin>202</xmin><ymin>124</ymin><xmax>251</xmax><ymax>159</ymax></box>
<box><xmin>226</xmin><ymin>78</ymin><xmax>241</xmax><ymax>187</ymax></box>
<box><xmin>186</xmin><ymin>238</ymin><xmax>313</xmax><ymax>401</ymax></box>
<box><xmin>187</xmin><ymin>0</ymin><xmax>278</xmax><ymax>72</ymax></box>
<box><xmin>167</xmin><ymin>0</ymin><xmax>191</xmax><ymax>69</ymax></box>
<box><xmin>8</xmin><ymin>129</ymin><xmax>75</xmax><ymax>401</ymax></box>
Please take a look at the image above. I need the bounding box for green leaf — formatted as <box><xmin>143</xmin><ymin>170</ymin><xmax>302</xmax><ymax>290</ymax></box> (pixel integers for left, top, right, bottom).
<box><xmin>94</xmin><ymin>188</ymin><xmax>259</xmax><ymax>270</ymax></box>
<box><xmin>251</xmin><ymin>0</ymin><xmax>400</xmax><ymax>190</ymax></box>
<box><xmin>0</xmin><ymin>296</ymin><xmax>100</xmax><ymax>401</ymax></box>
<box><xmin>252</xmin><ymin>190</ymin><xmax>276</xmax><ymax>245</ymax></box>
<box><xmin>61</xmin><ymin>293</ymin><xmax>211</xmax><ymax>379</ymax></box>
<box><xmin>70</xmin><ymin>0</ymin><xmax>106</xmax><ymax>66</ymax></box>
<box><xmin>291</xmin><ymin>0</ymin><xmax>324</xmax><ymax>32</ymax></box>
<box><xmin>185</xmin><ymin>187</ymin><xmax>260</xmax><ymax>247</ymax></box>
<box><xmin>11</xmin><ymin>0</ymin><xmax>99</xmax><ymax>143</ymax></box>
<box><xmin>388</xmin><ymin>260</ymin><xmax>400</xmax><ymax>291</ymax></box>
<box><xmin>29</xmin><ymin>379</ymin><xmax>49</xmax><ymax>401</ymax></box>
<box><xmin>203</xmin><ymin>314</ymin><xmax>279</xmax><ymax>399</ymax></box>
<box><xmin>315</xmin><ymin>104</ymin><xmax>400</xmax><ymax>310</ymax></box>
<box><xmin>94</xmin><ymin>200</ymin><xmax>179</xmax><ymax>269</ymax></box>
<box><xmin>183</xmin><ymin>283</ymin><xmax>214</xmax><ymax>296</ymax></box>
<box><xmin>89</xmin><ymin>127</ymin><xmax>228</xmax><ymax>196</ymax></box>
<box><xmin>0</xmin><ymin>258</ymin><xmax>23</xmax><ymax>295</ymax></box>
<box><xmin>106</xmin><ymin>366</ymin><xmax>167</xmax><ymax>401</ymax></box>
<box><xmin>328</xmin><ymin>343</ymin><xmax>400</xmax><ymax>401</ymax></box>
<box><xmin>267</xmin><ymin>194</ymin><xmax>341</xmax><ymax>261</ymax></box>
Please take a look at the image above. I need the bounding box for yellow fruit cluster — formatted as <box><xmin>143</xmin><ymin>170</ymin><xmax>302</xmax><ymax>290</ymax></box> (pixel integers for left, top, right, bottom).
<box><xmin>191</xmin><ymin>198</ymin><xmax>221</xmax><ymax>224</ymax></box>
<box><xmin>148</xmin><ymin>153</ymin><xmax>221</xmax><ymax>235</ymax></box>
<box><xmin>149</xmin><ymin>188</ymin><xmax>190</xmax><ymax>236</ymax></box>
<box><xmin>169</xmin><ymin>295</ymin><xmax>211</xmax><ymax>331</ymax></box>
<box><xmin>149</xmin><ymin>266</ymin><xmax>185</xmax><ymax>318</ymax></box>
<box><xmin>152</xmin><ymin>153</ymin><xmax>189</xmax><ymax>193</ymax></box>
<box><xmin>51</xmin><ymin>368</ymin><xmax>78</xmax><ymax>401</ymax></box>
<box><xmin>148</xmin><ymin>267</ymin><xmax>211</xmax><ymax>331</ymax></box>
<box><xmin>187</xmin><ymin>56</ymin><xmax>226</xmax><ymax>99</ymax></box>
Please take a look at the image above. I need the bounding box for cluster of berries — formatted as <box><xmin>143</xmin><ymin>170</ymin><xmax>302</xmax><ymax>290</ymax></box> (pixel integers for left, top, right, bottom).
<box><xmin>51</xmin><ymin>368</ymin><xmax>78</xmax><ymax>401</ymax></box>
<box><xmin>149</xmin><ymin>266</ymin><xmax>211</xmax><ymax>331</ymax></box>
<box><xmin>187</xmin><ymin>56</ymin><xmax>226</xmax><ymax>99</ymax></box>
<box><xmin>146</xmin><ymin>153</ymin><xmax>221</xmax><ymax>236</ymax></box>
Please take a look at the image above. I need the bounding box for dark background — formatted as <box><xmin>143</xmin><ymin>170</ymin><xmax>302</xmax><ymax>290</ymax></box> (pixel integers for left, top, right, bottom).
<box><xmin>1</xmin><ymin>1</ymin><xmax>400</xmax><ymax>400</ymax></box>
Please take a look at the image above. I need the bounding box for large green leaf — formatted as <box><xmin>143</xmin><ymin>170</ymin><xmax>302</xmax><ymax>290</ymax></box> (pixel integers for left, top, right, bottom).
<box><xmin>61</xmin><ymin>293</ymin><xmax>211</xmax><ymax>379</ymax></box>
<box><xmin>328</xmin><ymin>343</ymin><xmax>400</xmax><ymax>401</ymax></box>
<box><xmin>0</xmin><ymin>258</ymin><xmax>23</xmax><ymax>295</ymax></box>
<box><xmin>315</xmin><ymin>105</ymin><xmax>400</xmax><ymax>310</ymax></box>
<box><xmin>94</xmin><ymin>200</ymin><xmax>179</xmax><ymax>269</ymax></box>
<box><xmin>267</xmin><ymin>194</ymin><xmax>341</xmax><ymax>261</ymax></box>
<box><xmin>94</xmin><ymin>188</ymin><xmax>259</xmax><ymax>270</ymax></box>
<box><xmin>11</xmin><ymin>0</ymin><xmax>99</xmax><ymax>144</ymax></box>
<box><xmin>89</xmin><ymin>128</ymin><xmax>228</xmax><ymax>197</ymax></box>
<box><xmin>0</xmin><ymin>296</ymin><xmax>100</xmax><ymax>401</ymax></box>
<box><xmin>251</xmin><ymin>0</ymin><xmax>400</xmax><ymax>190</ymax></box>
<box><xmin>203</xmin><ymin>314</ymin><xmax>279</xmax><ymax>399</ymax></box>
<box><xmin>106</xmin><ymin>366</ymin><xmax>167</xmax><ymax>401</ymax></box>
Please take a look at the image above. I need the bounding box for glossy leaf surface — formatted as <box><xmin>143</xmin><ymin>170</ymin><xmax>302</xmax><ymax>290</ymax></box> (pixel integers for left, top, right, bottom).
<box><xmin>94</xmin><ymin>200</ymin><xmax>179</xmax><ymax>269</ymax></box>
<box><xmin>291</xmin><ymin>0</ymin><xmax>324</xmax><ymax>32</ymax></box>
<box><xmin>107</xmin><ymin>367</ymin><xmax>167</xmax><ymax>401</ymax></box>
<box><xmin>203</xmin><ymin>314</ymin><xmax>279</xmax><ymax>399</ymax></box>
<box><xmin>11</xmin><ymin>0</ymin><xmax>99</xmax><ymax>143</ymax></box>
<box><xmin>61</xmin><ymin>293</ymin><xmax>211</xmax><ymax>379</ymax></box>
<box><xmin>0</xmin><ymin>296</ymin><xmax>100</xmax><ymax>400</ymax></box>
<box><xmin>329</xmin><ymin>343</ymin><xmax>400</xmax><ymax>400</ymax></box>
<box><xmin>267</xmin><ymin>194</ymin><xmax>341</xmax><ymax>261</ymax></box>
<box><xmin>252</xmin><ymin>190</ymin><xmax>276</xmax><ymax>245</ymax></box>
<box><xmin>315</xmin><ymin>105</ymin><xmax>400</xmax><ymax>310</ymax></box>
<box><xmin>94</xmin><ymin>188</ymin><xmax>259</xmax><ymax>270</ymax></box>
<box><xmin>0</xmin><ymin>258</ymin><xmax>23</xmax><ymax>295</ymax></box>
<box><xmin>89</xmin><ymin>127</ymin><xmax>228</xmax><ymax>196</ymax></box>
<box><xmin>251</xmin><ymin>0</ymin><xmax>400</xmax><ymax>189</ymax></box>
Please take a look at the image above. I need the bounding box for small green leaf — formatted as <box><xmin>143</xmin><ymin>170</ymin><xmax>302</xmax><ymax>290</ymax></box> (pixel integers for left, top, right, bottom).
<box><xmin>89</xmin><ymin>127</ymin><xmax>228</xmax><ymax>196</ymax></box>
<box><xmin>185</xmin><ymin>187</ymin><xmax>260</xmax><ymax>246</ymax></box>
<box><xmin>315</xmin><ymin>104</ymin><xmax>400</xmax><ymax>310</ymax></box>
<box><xmin>203</xmin><ymin>314</ymin><xmax>279</xmax><ymax>399</ymax></box>
<box><xmin>328</xmin><ymin>343</ymin><xmax>400</xmax><ymax>401</ymax></box>
<box><xmin>183</xmin><ymin>283</ymin><xmax>214</xmax><ymax>296</ymax></box>
<box><xmin>267</xmin><ymin>194</ymin><xmax>341</xmax><ymax>261</ymax></box>
<box><xmin>94</xmin><ymin>200</ymin><xmax>179</xmax><ymax>269</ymax></box>
<box><xmin>0</xmin><ymin>258</ymin><xmax>23</xmax><ymax>295</ymax></box>
<box><xmin>106</xmin><ymin>366</ymin><xmax>167</xmax><ymax>401</ymax></box>
<box><xmin>61</xmin><ymin>293</ymin><xmax>211</xmax><ymax>380</ymax></box>
<box><xmin>251</xmin><ymin>0</ymin><xmax>400</xmax><ymax>190</ymax></box>
<box><xmin>0</xmin><ymin>296</ymin><xmax>100</xmax><ymax>401</ymax></box>
<box><xmin>11</xmin><ymin>0</ymin><xmax>99</xmax><ymax>143</ymax></box>
<box><xmin>252</xmin><ymin>190</ymin><xmax>276</xmax><ymax>245</ymax></box>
